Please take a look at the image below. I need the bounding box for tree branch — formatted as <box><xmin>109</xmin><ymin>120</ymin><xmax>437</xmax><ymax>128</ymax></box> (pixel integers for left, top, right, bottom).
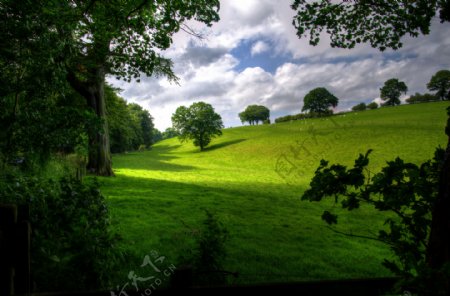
<box><xmin>126</xmin><ymin>0</ymin><xmax>150</xmax><ymax>20</ymax></box>
<box><xmin>66</xmin><ymin>69</ymin><xmax>90</xmax><ymax>100</ymax></box>
<box><xmin>180</xmin><ymin>23</ymin><xmax>206</xmax><ymax>39</ymax></box>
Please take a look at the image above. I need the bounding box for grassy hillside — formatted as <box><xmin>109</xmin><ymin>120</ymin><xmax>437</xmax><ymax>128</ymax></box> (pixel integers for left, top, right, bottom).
<box><xmin>100</xmin><ymin>102</ymin><xmax>449</xmax><ymax>285</ymax></box>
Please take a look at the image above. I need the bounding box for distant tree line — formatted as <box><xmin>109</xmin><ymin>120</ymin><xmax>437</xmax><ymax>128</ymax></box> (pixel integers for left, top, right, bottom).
<box><xmin>351</xmin><ymin>102</ymin><xmax>379</xmax><ymax>111</ymax></box>
<box><xmin>406</xmin><ymin>93</ymin><xmax>438</xmax><ymax>104</ymax></box>
<box><xmin>275</xmin><ymin>112</ymin><xmax>330</xmax><ymax>123</ymax></box>
<box><xmin>106</xmin><ymin>85</ymin><xmax>156</xmax><ymax>153</ymax></box>
<box><xmin>275</xmin><ymin>87</ymin><xmax>339</xmax><ymax>123</ymax></box>
<box><xmin>152</xmin><ymin>127</ymin><xmax>180</xmax><ymax>143</ymax></box>
<box><xmin>241</xmin><ymin>69</ymin><xmax>449</xmax><ymax>126</ymax></box>
<box><xmin>349</xmin><ymin>69</ymin><xmax>449</xmax><ymax>112</ymax></box>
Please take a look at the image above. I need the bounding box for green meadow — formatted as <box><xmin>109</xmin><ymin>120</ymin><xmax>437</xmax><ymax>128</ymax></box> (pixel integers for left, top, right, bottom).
<box><xmin>100</xmin><ymin>101</ymin><xmax>449</xmax><ymax>285</ymax></box>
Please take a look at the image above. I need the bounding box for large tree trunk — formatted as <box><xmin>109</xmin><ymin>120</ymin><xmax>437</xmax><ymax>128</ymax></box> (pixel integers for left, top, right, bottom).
<box><xmin>426</xmin><ymin>107</ymin><xmax>450</xmax><ymax>292</ymax></box>
<box><xmin>67</xmin><ymin>67</ymin><xmax>114</xmax><ymax>176</ymax></box>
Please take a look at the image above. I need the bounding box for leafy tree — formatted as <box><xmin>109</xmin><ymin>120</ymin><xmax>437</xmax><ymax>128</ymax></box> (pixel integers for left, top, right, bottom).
<box><xmin>367</xmin><ymin>102</ymin><xmax>379</xmax><ymax>110</ymax></box>
<box><xmin>380</xmin><ymin>78</ymin><xmax>408</xmax><ymax>106</ymax></box>
<box><xmin>0</xmin><ymin>1</ymin><xmax>98</xmax><ymax>167</ymax></box>
<box><xmin>302</xmin><ymin>87</ymin><xmax>339</xmax><ymax>115</ymax></box>
<box><xmin>291</xmin><ymin>1</ymin><xmax>450</xmax><ymax>293</ymax></box>
<box><xmin>406</xmin><ymin>93</ymin><xmax>438</xmax><ymax>104</ymax></box>
<box><xmin>292</xmin><ymin>0</ymin><xmax>450</xmax><ymax>51</ymax></box>
<box><xmin>162</xmin><ymin>127</ymin><xmax>179</xmax><ymax>139</ymax></box>
<box><xmin>106</xmin><ymin>86</ymin><xmax>155</xmax><ymax>153</ymax></box>
<box><xmin>106</xmin><ymin>86</ymin><xmax>139</xmax><ymax>153</ymax></box>
<box><xmin>239</xmin><ymin>105</ymin><xmax>270</xmax><ymax>125</ymax></box>
<box><xmin>172</xmin><ymin>102</ymin><xmax>223</xmax><ymax>151</ymax></box>
<box><xmin>302</xmin><ymin>146</ymin><xmax>448</xmax><ymax>294</ymax></box>
<box><xmin>351</xmin><ymin>102</ymin><xmax>366</xmax><ymax>111</ymax></box>
<box><xmin>152</xmin><ymin>129</ymin><xmax>163</xmax><ymax>143</ymax></box>
<box><xmin>1</xmin><ymin>1</ymin><xmax>220</xmax><ymax>176</ymax></box>
<box><xmin>427</xmin><ymin>70</ymin><xmax>450</xmax><ymax>101</ymax></box>
<box><xmin>128</xmin><ymin>103</ymin><xmax>155</xmax><ymax>148</ymax></box>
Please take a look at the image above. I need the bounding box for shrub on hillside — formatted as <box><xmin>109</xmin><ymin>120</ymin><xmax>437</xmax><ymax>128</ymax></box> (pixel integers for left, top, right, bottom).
<box><xmin>275</xmin><ymin>110</ymin><xmax>332</xmax><ymax>123</ymax></box>
<box><xmin>176</xmin><ymin>211</ymin><xmax>230</xmax><ymax>286</ymax></box>
<box><xmin>367</xmin><ymin>102</ymin><xmax>379</xmax><ymax>110</ymax></box>
<box><xmin>352</xmin><ymin>102</ymin><xmax>367</xmax><ymax>111</ymax></box>
<box><xmin>406</xmin><ymin>93</ymin><xmax>438</xmax><ymax>104</ymax></box>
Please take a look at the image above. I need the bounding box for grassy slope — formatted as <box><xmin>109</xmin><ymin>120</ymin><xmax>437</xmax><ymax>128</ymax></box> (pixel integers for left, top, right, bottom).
<box><xmin>101</xmin><ymin>102</ymin><xmax>449</xmax><ymax>285</ymax></box>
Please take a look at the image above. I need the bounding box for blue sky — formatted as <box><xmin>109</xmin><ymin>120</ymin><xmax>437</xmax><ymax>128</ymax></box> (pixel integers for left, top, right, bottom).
<box><xmin>111</xmin><ymin>0</ymin><xmax>450</xmax><ymax>130</ymax></box>
<box><xmin>231</xmin><ymin>38</ymin><xmax>292</xmax><ymax>74</ymax></box>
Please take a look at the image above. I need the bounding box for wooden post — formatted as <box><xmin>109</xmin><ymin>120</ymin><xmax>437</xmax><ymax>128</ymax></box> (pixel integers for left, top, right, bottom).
<box><xmin>0</xmin><ymin>204</ymin><xmax>31</xmax><ymax>296</ymax></box>
<box><xmin>0</xmin><ymin>204</ymin><xmax>17</xmax><ymax>295</ymax></box>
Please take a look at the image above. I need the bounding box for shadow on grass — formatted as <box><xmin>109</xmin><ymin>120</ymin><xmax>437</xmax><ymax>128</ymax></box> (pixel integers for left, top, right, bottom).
<box><xmin>203</xmin><ymin>139</ymin><xmax>247</xmax><ymax>152</ymax></box>
<box><xmin>112</xmin><ymin>144</ymin><xmax>197</xmax><ymax>172</ymax></box>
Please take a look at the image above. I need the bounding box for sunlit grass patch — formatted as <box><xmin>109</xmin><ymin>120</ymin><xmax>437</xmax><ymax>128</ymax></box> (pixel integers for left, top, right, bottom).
<box><xmin>101</xmin><ymin>101</ymin><xmax>448</xmax><ymax>285</ymax></box>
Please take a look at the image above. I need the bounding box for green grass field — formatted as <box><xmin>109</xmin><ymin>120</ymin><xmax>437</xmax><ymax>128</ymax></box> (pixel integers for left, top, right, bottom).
<box><xmin>100</xmin><ymin>101</ymin><xmax>449</xmax><ymax>285</ymax></box>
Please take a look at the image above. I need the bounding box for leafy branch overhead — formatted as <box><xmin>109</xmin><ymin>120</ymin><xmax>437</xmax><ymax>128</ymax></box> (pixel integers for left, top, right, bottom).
<box><xmin>291</xmin><ymin>0</ymin><xmax>450</xmax><ymax>51</ymax></box>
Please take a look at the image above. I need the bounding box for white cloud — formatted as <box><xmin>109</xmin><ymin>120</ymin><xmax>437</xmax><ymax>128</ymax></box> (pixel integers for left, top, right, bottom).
<box><xmin>251</xmin><ymin>41</ymin><xmax>270</xmax><ymax>56</ymax></box>
<box><xmin>110</xmin><ymin>1</ymin><xmax>450</xmax><ymax>130</ymax></box>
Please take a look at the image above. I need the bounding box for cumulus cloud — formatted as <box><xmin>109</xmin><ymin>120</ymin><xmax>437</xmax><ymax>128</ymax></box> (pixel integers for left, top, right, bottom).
<box><xmin>110</xmin><ymin>1</ymin><xmax>450</xmax><ymax>130</ymax></box>
<box><xmin>251</xmin><ymin>41</ymin><xmax>270</xmax><ymax>56</ymax></box>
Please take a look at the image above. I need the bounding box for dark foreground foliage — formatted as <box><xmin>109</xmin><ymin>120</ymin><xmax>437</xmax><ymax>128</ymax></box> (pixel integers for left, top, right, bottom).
<box><xmin>302</xmin><ymin>146</ymin><xmax>450</xmax><ymax>295</ymax></box>
<box><xmin>0</xmin><ymin>172</ymin><xmax>123</xmax><ymax>291</ymax></box>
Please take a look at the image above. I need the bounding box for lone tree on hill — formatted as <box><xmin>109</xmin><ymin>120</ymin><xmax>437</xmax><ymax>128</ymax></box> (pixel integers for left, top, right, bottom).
<box><xmin>380</xmin><ymin>78</ymin><xmax>408</xmax><ymax>106</ymax></box>
<box><xmin>239</xmin><ymin>105</ymin><xmax>270</xmax><ymax>125</ymax></box>
<box><xmin>302</xmin><ymin>87</ymin><xmax>339</xmax><ymax>115</ymax></box>
<box><xmin>427</xmin><ymin>70</ymin><xmax>450</xmax><ymax>101</ymax></box>
<box><xmin>172</xmin><ymin>102</ymin><xmax>223</xmax><ymax>151</ymax></box>
<box><xmin>292</xmin><ymin>1</ymin><xmax>450</xmax><ymax>294</ymax></box>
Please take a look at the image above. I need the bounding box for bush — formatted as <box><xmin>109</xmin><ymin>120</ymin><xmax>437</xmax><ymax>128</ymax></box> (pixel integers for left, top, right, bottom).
<box><xmin>352</xmin><ymin>102</ymin><xmax>367</xmax><ymax>111</ymax></box>
<box><xmin>275</xmin><ymin>110</ymin><xmax>333</xmax><ymax>123</ymax></box>
<box><xmin>176</xmin><ymin>211</ymin><xmax>229</xmax><ymax>286</ymax></box>
<box><xmin>274</xmin><ymin>115</ymin><xmax>293</xmax><ymax>123</ymax></box>
<box><xmin>367</xmin><ymin>102</ymin><xmax>379</xmax><ymax>110</ymax></box>
<box><xmin>0</xmin><ymin>173</ymin><xmax>123</xmax><ymax>291</ymax></box>
<box><xmin>406</xmin><ymin>93</ymin><xmax>438</xmax><ymax>104</ymax></box>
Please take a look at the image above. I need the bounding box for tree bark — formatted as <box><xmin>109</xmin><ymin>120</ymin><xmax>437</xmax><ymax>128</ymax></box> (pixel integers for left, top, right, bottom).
<box><xmin>67</xmin><ymin>67</ymin><xmax>114</xmax><ymax>176</ymax></box>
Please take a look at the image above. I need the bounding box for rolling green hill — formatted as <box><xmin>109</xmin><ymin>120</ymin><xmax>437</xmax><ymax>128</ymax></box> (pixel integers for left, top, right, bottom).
<box><xmin>101</xmin><ymin>101</ymin><xmax>449</xmax><ymax>285</ymax></box>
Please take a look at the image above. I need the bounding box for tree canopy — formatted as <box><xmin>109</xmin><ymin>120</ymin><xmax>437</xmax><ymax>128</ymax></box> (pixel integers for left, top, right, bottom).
<box><xmin>302</xmin><ymin>87</ymin><xmax>339</xmax><ymax>115</ymax></box>
<box><xmin>380</xmin><ymin>78</ymin><xmax>408</xmax><ymax>106</ymax></box>
<box><xmin>427</xmin><ymin>70</ymin><xmax>450</xmax><ymax>101</ymax></box>
<box><xmin>172</xmin><ymin>102</ymin><xmax>224</xmax><ymax>151</ymax></box>
<box><xmin>1</xmin><ymin>0</ymin><xmax>220</xmax><ymax>176</ymax></box>
<box><xmin>292</xmin><ymin>0</ymin><xmax>450</xmax><ymax>51</ymax></box>
<box><xmin>162</xmin><ymin>127</ymin><xmax>179</xmax><ymax>139</ymax></box>
<box><xmin>238</xmin><ymin>105</ymin><xmax>270</xmax><ymax>125</ymax></box>
<box><xmin>106</xmin><ymin>86</ymin><xmax>155</xmax><ymax>153</ymax></box>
